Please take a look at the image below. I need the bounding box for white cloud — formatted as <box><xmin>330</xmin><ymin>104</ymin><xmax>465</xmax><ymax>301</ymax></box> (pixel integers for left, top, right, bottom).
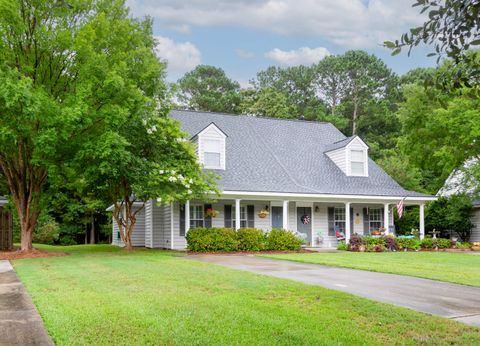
<box><xmin>235</xmin><ymin>49</ymin><xmax>255</xmax><ymax>59</ymax></box>
<box><xmin>127</xmin><ymin>0</ymin><xmax>426</xmax><ymax>49</ymax></box>
<box><xmin>154</xmin><ymin>36</ymin><xmax>201</xmax><ymax>80</ymax></box>
<box><xmin>265</xmin><ymin>47</ymin><xmax>330</xmax><ymax>66</ymax></box>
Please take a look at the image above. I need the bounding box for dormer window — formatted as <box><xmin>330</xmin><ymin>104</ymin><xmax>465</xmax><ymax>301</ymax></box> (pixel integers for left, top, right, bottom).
<box><xmin>194</xmin><ymin>123</ymin><xmax>227</xmax><ymax>170</ymax></box>
<box><xmin>203</xmin><ymin>139</ymin><xmax>222</xmax><ymax>169</ymax></box>
<box><xmin>324</xmin><ymin>135</ymin><xmax>369</xmax><ymax>177</ymax></box>
<box><xmin>350</xmin><ymin>149</ymin><xmax>366</xmax><ymax>176</ymax></box>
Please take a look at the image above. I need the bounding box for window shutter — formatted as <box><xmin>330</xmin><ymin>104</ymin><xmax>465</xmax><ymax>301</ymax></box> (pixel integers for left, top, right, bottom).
<box><xmin>224</xmin><ymin>205</ymin><xmax>232</xmax><ymax>228</ymax></box>
<box><xmin>328</xmin><ymin>207</ymin><xmax>334</xmax><ymax>235</ymax></box>
<box><xmin>247</xmin><ymin>205</ymin><xmax>255</xmax><ymax>228</ymax></box>
<box><xmin>204</xmin><ymin>204</ymin><xmax>212</xmax><ymax>228</ymax></box>
<box><xmin>363</xmin><ymin>208</ymin><xmax>369</xmax><ymax>235</ymax></box>
<box><xmin>179</xmin><ymin>204</ymin><xmax>185</xmax><ymax>236</ymax></box>
<box><xmin>350</xmin><ymin>207</ymin><xmax>354</xmax><ymax>233</ymax></box>
<box><xmin>381</xmin><ymin>208</ymin><xmax>385</xmax><ymax>228</ymax></box>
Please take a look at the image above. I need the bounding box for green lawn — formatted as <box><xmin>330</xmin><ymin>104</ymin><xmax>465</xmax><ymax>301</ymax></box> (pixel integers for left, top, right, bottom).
<box><xmin>261</xmin><ymin>252</ymin><xmax>480</xmax><ymax>287</ymax></box>
<box><xmin>13</xmin><ymin>245</ymin><xmax>480</xmax><ymax>345</ymax></box>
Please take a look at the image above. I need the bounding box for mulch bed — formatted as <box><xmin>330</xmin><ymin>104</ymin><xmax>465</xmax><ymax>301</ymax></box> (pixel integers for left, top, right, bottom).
<box><xmin>0</xmin><ymin>248</ymin><xmax>69</xmax><ymax>260</ymax></box>
<box><xmin>187</xmin><ymin>249</ymin><xmax>315</xmax><ymax>255</ymax></box>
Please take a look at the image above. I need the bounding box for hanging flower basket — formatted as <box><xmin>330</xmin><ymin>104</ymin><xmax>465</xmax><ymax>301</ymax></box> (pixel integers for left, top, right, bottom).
<box><xmin>205</xmin><ymin>208</ymin><xmax>219</xmax><ymax>218</ymax></box>
<box><xmin>258</xmin><ymin>209</ymin><xmax>269</xmax><ymax>218</ymax></box>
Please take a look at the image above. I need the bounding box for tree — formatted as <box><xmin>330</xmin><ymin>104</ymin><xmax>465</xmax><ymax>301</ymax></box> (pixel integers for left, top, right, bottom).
<box><xmin>338</xmin><ymin>51</ymin><xmax>398</xmax><ymax>135</ymax></box>
<box><xmin>314</xmin><ymin>55</ymin><xmax>348</xmax><ymax>116</ymax></box>
<box><xmin>176</xmin><ymin>65</ymin><xmax>241</xmax><ymax>113</ymax></box>
<box><xmin>386</xmin><ymin>0</ymin><xmax>480</xmax><ymax>90</ymax></box>
<box><xmin>252</xmin><ymin>65</ymin><xmax>325</xmax><ymax>120</ymax></box>
<box><xmin>78</xmin><ymin>115</ymin><xmax>218</xmax><ymax>250</ymax></box>
<box><xmin>239</xmin><ymin>88</ymin><xmax>294</xmax><ymax>118</ymax></box>
<box><xmin>426</xmin><ymin>195</ymin><xmax>474</xmax><ymax>241</ymax></box>
<box><xmin>0</xmin><ymin>0</ymin><xmax>167</xmax><ymax>251</ymax></box>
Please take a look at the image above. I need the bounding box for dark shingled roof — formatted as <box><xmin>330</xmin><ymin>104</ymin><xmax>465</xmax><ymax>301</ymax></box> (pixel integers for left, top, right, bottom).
<box><xmin>324</xmin><ymin>136</ymin><xmax>358</xmax><ymax>152</ymax></box>
<box><xmin>171</xmin><ymin>110</ymin><xmax>431</xmax><ymax>198</ymax></box>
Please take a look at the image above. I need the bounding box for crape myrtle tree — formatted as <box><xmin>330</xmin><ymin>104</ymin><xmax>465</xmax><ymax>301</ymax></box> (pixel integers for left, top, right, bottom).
<box><xmin>79</xmin><ymin>114</ymin><xmax>218</xmax><ymax>250</ymax></box>
<box><xmin>0</xmin><ymin>0</ymin><xmax>208</xmax><ymax>251</ymax></box>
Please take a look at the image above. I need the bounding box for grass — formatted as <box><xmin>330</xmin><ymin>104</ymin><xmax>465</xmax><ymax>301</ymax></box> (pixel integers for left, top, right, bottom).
<box><xmin>260</xmin><ymin>251</ymin><xmax>480</xmax><ymax>287</ymax></box>
<box><xmin>12</xmin><ymin>245</ymin><xmax>480</xmax><ymax>345</ymax></box>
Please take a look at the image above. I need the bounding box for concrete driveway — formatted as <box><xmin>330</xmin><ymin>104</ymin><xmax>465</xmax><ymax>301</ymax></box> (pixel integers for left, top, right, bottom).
<box><xmin>0</xmin><ymin>260</ymin><xmax>53</xmax><ymax>346</ymax></box>
<box><xmin>190</xmin><ymin>255</ymin><xmax>480</xmax><ymax>327</ymax></box>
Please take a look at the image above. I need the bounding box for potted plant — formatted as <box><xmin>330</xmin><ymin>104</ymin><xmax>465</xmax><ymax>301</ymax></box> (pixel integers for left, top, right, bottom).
<box><xmin>472</xmin><ymin>242</ymin><xmax>480</xmax><ymax>251</ymax></box>
<box><xmin>258</xmin><ymin>209</ymin><xmax>269</xmax><ymax>218</ymax></box>
<box><xmin>205</xmin><ymin>208</ymin><xmax>219</xmax><ymax>218</ymax></box>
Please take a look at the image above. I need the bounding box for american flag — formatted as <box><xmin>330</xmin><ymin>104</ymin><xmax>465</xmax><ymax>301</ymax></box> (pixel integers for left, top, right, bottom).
<box><xmin>396</xmin><ymin>198</ymin><xmax>406</xmax><ymax>218</ymax></box>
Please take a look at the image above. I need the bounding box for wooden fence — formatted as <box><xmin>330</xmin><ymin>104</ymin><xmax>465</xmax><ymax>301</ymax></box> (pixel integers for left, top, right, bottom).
<box><xmin>0</xmin><ymin>207</ymin><xmax>13</xmax><ymax>251</ymax></box>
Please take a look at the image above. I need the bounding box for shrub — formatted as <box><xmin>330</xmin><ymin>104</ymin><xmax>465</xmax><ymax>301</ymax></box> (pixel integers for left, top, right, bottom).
<box><xmin>436</xmin><ymin>238</ymin><xmax>453</xmax><ymax>249</ymax></box>
<box><xmin>236</xmin><ymin>228</ymin><xmax>266</xmax><ymax>251</ymax></box>
<box><xmin>456</xmin><ymin>242</ymin><xmax>472</xmax><ymax>249</ymax></box>
<box><xmin>384</xmin><ymin>235</ymin><xmax>399</xmax><ymax>251</ymax></box>
<box><xmin>397</xmin><ymin>238</ymin><xmax>421</xmax><ymax>251</ymax></box>
<box><xmin>186</xmin><ymin>228</ymin><xmax>237</xmax><ymax>252</ymax></box>
<box><xmin>373</xmin><ymin>244</ymin><xmax>385</xmax><ymax>252</ymax></box>
<box><xmin>33</xmin><ymin>218</ymin><xmax>59</xmax><ymax>245</ymax></box>
<box><xmin>349</xmin><ymin>235</ymin><xmax>365</xmax><ymax>252</ymax></box>
<box><xmin>420</xmin><ymin>238</ymin><xmax>434</xmax><ymax>249</ymax></box>
<box><xmin>266</xmin><ymin>228</ymin><xmax>302</xmax><ymax>251</ymax></box>
<box><xmin>363</xmin><ymin>236</ymin><xmax>385</xmax><ymax>247</ymax></box>
<box><xmin>337</xmin><ymin>242</ymin><xmax>349</xmax><ymax>251</ymax></box>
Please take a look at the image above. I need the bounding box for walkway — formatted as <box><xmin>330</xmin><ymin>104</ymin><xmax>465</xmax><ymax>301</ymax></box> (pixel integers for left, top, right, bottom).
<box><xmin>191</xmin><ymin>254</ymin><xmax>480</xmax><ymax>327</ymax></box>
<box><xmin>0</xmin><ymin>260</ymin><xmax>53</xmax><ymax>345</ymax></box>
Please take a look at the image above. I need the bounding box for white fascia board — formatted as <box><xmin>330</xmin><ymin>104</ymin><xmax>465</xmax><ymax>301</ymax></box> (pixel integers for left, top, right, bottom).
<box><xmin>216</xmin><ymin>190</ymin><xmax>437</xmax><ymax>204</ymax></box>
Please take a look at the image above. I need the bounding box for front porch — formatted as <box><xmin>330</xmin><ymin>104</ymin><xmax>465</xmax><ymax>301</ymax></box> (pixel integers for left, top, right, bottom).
<box><xmin>178</xmin><ymin>192</ymin><xmax>433</xmax><ymax>248</ymax></box>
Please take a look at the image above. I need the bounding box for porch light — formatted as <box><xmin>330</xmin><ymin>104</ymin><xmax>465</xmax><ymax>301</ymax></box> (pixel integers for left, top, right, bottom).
<box><xmin>315</xmin><ymin>206</ymin><xmax>319</xmax><ymax>213</ymax></box>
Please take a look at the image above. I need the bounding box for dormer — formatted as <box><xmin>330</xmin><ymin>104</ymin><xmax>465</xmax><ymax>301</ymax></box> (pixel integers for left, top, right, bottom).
<box><xmin>324</xmin><ymin>136</ymin><xmax>369</xmax><ymax>177</ymax></box>
<box><xmin>192</xmin><ymin>123</ymin><xmax>227</xmax><ymax>170</ymax></box>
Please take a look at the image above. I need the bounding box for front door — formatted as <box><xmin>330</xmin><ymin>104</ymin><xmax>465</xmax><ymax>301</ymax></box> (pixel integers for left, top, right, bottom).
<box><xmin>296</xmin><ymin>207</ymin><xmax>312</xmax><ymax>244</ymax></box>
<box><xmin>271</xmin><ymin>206</ymin><xmax>283</xmax><ymax>229</ymax></box>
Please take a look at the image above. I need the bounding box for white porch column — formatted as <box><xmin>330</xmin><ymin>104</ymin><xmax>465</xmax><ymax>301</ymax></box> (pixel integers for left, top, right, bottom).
<box><xmin>345</xmin><ymin>202</ymin><xmax>351</xmax><ymax>242</ymax></box>
<box><xmin>419</xmin><ymin>203</ymin><xmax>425</xmax><ymax>240</ymax></box>
<box><xmin>282</xmin><ymin>200</ymin><xmax>289</xmax><ymax>230</ymax></box>
<box><xmin>185</xmin><ymin>200</ymin><xmax>190</xmax><ymax>236</ymax></box>
<box><xmin>384</xmin><ymin>203</ymin><xmax>389</xmax><ymax>235</ymax></box>
<box><xmin>235</xmin><ymin>199</ymin><xmax>241</xmax><ymax>230</ymax></box>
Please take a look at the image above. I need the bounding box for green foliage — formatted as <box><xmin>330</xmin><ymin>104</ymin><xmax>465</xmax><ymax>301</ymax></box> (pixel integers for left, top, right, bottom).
<box><xmin>420</xmin><ymin>238</ymin><xmax>453</xmax><ymax>249</ymax></box>
<box><xmin>176</xmin><ymin>65</ymin><xmax>241</xmax><ymax>113</ymax></box>
<box><xmin>239</xmin><ymin>88</ymin><xmax>294</xmax><ymax>119</ymax></box>
<box><xmin>265</xmin><ymin>229</ymin><xmax>302</xmax><ymax>251</ymax></box>
<box><xmin>456</xmin><ymin>242</ymin><xmax>473</xmax><ymax>249</ymax></box>
<box><xmin>186</xmin><ymin>228</ymin><xmax>237</xmax><ymax>252</ymax></box>
<box><xmin>236</xmin><ymin>228</ymin><xmax>266</xmax><ymax>251</ymax></box>
<box><xmin>397</xmin><ymin>238</ymin><xmax>421</xmax><ymax>251</ymax></box>
<box><xmin>386</xmin><ymin>1</ymin><xmax>480</xmax><ymax>91</ymax></box>
<box><xmin>336</xmin><ymin>242</ymin><xmax>349</xmax><ymax>251</ymax></box>
<box><xmin>33</xmin><ymin>218</ymin><xmax>59</xmax><ymax>245</ymax></box>
<box><xmin>426</xmin><ymin>195</ymin><xmax>474</xmax><ymax>241</ymax></box>
<box><xmin>362</xmin><ymin>236</ymin><xmax>386</xmax><ymax>247</ymax></box>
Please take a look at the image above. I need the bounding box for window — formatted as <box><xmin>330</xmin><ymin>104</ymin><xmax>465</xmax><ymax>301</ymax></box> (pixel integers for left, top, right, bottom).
<box><xmin>203</xmin><ymin>139</ymin><xmax>222</xmax><ymax>169</ymax></box>
<box><xmin>232</xmin><ymin>205</ymin><xmax>247</xmax><ymax>228</ymax></box>
<box><xmin>350</xmin><ymin>149</ymin><xmax>365</xmax><ymax>176</ymax></box>
<box><xmin>369</xmin><ymin>208</ymin><xmax>382</xmax><ymax>232</ymax></box>
<box><xmin>334</xmin><ymin>207</ymin><xmax>345</xmax><ymax>233</ymax></box>
<box><xmin>190</xmin><ymin>205</ymin><xmax>204</xmax><ymax>228</ymax></box>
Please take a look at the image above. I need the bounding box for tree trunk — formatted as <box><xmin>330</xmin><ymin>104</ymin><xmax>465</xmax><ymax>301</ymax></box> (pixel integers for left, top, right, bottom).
<box><xmin>111</xmin><ymin>189</ymin><xmax>144</xmax><ymax>251</ymax></box>
<box><xmin>89</xmin><ymin>213</ymin><xmax>95</xmax><ymax>244</ymax></box>
<box><xmin>20</xmin><ymin>223</ymin><xmax>34</xmax><ymax>251</ymax></box>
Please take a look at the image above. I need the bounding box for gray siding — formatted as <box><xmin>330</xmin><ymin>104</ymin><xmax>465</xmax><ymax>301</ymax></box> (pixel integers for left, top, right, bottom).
<box><xmin>172</xmin><ymin>202</ymin><xmax>186</xmax><ymax>250</ymax></box>
<box><xmin>111</xmin><ymin>206</ymin><xmax>146</xmax><ymax>247</ymax></box>
<box><xmin>152</xmin><ymin>203</ymin><xmax>172</xmax><ymax>248</ymax></box>
<box><xmin>145</xmin><ymin>201</ymin><xmax>153</xmax><ymax>248</ymax></box>
<box><xmin>288</xmin><ymin>201</ymin><xmax>296</xmax><ymax>231</ymax></box>
<box><xmin>325</xmin><ymin>148</ymin><xmax>346</xmax><ymax>174</ymax></box>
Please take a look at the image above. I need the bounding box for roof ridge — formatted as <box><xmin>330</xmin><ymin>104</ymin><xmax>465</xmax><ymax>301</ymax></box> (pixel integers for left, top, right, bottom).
<box><xmin>171</xmin><ymin>108</ymin><xmax>333</xmax><ymax>126</ymax></box>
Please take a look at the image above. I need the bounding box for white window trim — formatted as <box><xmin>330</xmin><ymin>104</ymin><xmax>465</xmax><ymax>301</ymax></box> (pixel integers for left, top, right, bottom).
<box><xmin>190</xmin><ymin>204</ymin><xmax>204</xmax><ymax>228</ymax></box>
<box><xmin>334</xmin><ymin>207</ymin><xmax>346</xmax><ymax>233</ymax></box>
<box><xmin>346</xmin><ymin>142</ymin><xmax>369</xmax><ymax>177</ymax></box>
<box><xmin>368</xmin><ymin>208</ymin><xmax>382</xmax><ymax>232</ymax></box>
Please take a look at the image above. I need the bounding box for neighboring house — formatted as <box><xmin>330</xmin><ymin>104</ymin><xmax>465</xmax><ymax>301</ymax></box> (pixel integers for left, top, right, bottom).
<box><xmin>112</xmin><ymin>110</ymin><xmax>435</xmax><ymax>249</ymax></box>
<box><xmin>438</xmin><ymin>159</ymin><xmax>480</xmax><ymax>242</ymax></box>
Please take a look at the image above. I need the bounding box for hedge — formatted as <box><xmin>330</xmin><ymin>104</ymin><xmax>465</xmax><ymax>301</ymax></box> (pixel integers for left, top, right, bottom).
<box><xmin>339</xmin><ymin>235</ymin><xmax>456</xmax><ymax>252</ymax></box>
<box><xmin>186</xmin><ymin>227</ymin><xmax>301</xmax><ymax>252</ymax></box>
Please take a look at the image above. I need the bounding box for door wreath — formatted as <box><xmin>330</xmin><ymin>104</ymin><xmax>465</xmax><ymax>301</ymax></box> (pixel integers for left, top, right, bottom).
<box><xmin>301</xmin><ymin>214</ymin><xmax>311</xmax><ymax>225</ymax></box>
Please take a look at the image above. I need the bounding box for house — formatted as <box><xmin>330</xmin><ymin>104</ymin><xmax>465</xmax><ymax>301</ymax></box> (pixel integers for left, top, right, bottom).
<box><xmin>438</xmin><ymin>159</ymin><xmax>480</xmax><ymax>242</ymax></box>
<box><xmin>112</xmin><ymin>110</ymin><xmax>435</xmax><ymax>249</ymax></box>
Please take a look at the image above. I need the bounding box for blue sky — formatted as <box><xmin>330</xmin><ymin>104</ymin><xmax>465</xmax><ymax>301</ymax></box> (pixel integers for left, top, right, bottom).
<box><xmin>126</xmin><ymin>0</ymin><xmax>436</xmax><ymax>86</ymax></box>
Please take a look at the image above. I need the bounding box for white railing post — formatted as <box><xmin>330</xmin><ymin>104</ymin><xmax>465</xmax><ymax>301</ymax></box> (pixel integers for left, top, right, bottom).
<box><xmin>384</xmin><ymin>203</ymin><xmax>389</xmax><ymax>235</ymax></box>
<box><xmin>345</xmin><ymin>202</ymin><xmax>351</xmax><ymax>242</ymax></box>
<box><xmin>185</xmin><ymin>200</ymin><xmax>190</xmax><ymax>236</ymax></box>
<box><xmin>282</xmin><ymin>200</ymin><xmax>289</xmax><ymax>230</ymax></box>
<box><xmin>419</xmin><ymin>203</ymin><xmax>425</xmax><ymax>240</ymax></box>
<box><xmin>235</xmin><ymin>199</ymin><xmax>241</xmax><ymax>230</ymax></box>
